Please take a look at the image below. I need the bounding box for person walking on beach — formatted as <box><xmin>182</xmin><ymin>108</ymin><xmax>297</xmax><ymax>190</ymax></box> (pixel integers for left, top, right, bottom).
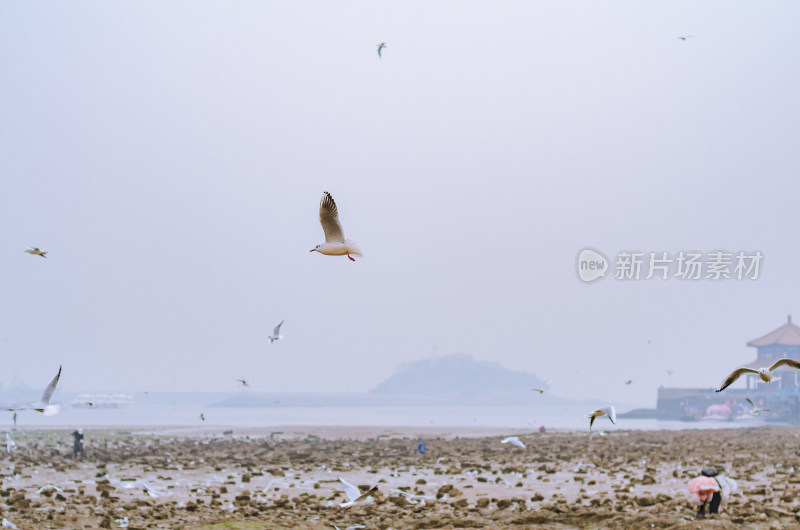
<box><xmin>417</xmin><ymin>437</ymin><xmax>426</xmax><ymax>455</ymax></box>
<box><xmin>72</xmin><ymin>428</ymin><xmax>86</xmax><ymax>459</ymax></box>
<box><xmin>689</xmin><ymin>468</ymin><xmax>721</xmax><ymax>517</ymax></box>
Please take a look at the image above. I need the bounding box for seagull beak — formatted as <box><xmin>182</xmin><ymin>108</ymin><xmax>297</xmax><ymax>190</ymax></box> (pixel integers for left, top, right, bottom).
<box><xmin>309</xmin><ymin>249</ymin><xmax>316</xmax><ymax>252</ymax></box>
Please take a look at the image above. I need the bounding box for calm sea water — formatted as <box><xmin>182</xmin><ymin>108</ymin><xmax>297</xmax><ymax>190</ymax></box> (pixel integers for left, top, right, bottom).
<box><xmin>0</xmin><ymin>404</ymin><xmax>772</xmax><ymax>431</ymax></box>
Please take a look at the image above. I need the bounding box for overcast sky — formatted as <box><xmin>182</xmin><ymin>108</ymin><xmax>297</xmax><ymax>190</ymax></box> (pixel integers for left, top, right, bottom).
<box><xmin>1</xmin><ymin>1</ymin><xmax>799</xmax><ymax>406</ymax></box>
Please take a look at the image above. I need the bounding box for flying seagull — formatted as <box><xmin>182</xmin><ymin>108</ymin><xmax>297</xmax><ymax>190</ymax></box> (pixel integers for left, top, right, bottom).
<box><xmin>678</xmin><ymin>35</ymin><xmax>693</xmax><ymax>41</ymax></box>
<box><xmin>390</xmin><ymin>489</ymin><xmax>435</xmax><ymax>504</ymax></box>
<box><xmin>624</xmin><ymin>380</ymin><xmax>632</xmax><ymax>385</ymax></box>
<box><xmin>337</xmin><ymin>476</ymin><xmax>378</xmax><ymax>509</ymax></box>
<box><xmin>268</xmin><ymin>321</ymin><xmax>285</xmax><ymax>343</ymax></box>
<box><xmin>6</xmin><ymin>366</ymin><xmax>62</xmax><ymax>416</ymax></box>
<box><xmin>24</xmin><ymin>247</ymin><xmax>47</xmax><ymax>258</ymax></box>
<box><xmin>587</xmin><ymin>406</ymin><xmax>616</xmax><ymax>429</ymax></box>
<box><xmin>310</xmin><ymin>192</ymin><xmax>362</xmax><ymax>261</ymax></box>
<box><xmin>199</xmin><ymin>413</ymin><xmax>205</xmax><ymax>422</ymax></box>
<box><xmin>530</xmin><ymin>388</ymin><xmax>545</xmax><ymax>394</ymax></box>
<box><xmin>377</xmin><ymin>42</ymin><xmax>386</xmax><ymax>58</ymax></box>
<box><xmin>716</xmin><ymin>358</ymin><xmax>800</xmax><ymax>392</ymax></box>
<box><xmin>745</xmin><ymin>397</ymin><xmax>770</xmax><ymax>416</ymax></box>
<box><xmin>236</xmin><ymin>378</ymin><xmax>248</xmax><ymax>388</ymax></box>
<box><xmin>501</xmin><ymin>436</ymin><xmax>526</xmax><ymax>449</ymax></box>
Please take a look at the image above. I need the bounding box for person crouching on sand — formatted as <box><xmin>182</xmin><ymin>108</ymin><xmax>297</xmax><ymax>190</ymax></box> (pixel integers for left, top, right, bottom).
<box><xmin>689</xmin><ymin>468</ymin><xmax>721</xmax><ymax>517</ymax></box>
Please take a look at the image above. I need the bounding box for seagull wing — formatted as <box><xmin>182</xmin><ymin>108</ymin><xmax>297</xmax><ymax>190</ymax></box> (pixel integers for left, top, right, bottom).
<box><xmin>273</xmin><ymin>320</ymin><xmax>284</xmax><ymax>336</ymax></box>
<box><xmin>337</xmin><ymin>476</ymin><xmax>361</xmax><ymax>503</ymax></box>
<box><xmin>40</xmin><ymin>366</ymin><xmax>61</xmax><ymax>405</ymax></box>
<box><xmin>769</xmin><ymin>358</ymin><xmax>800</xmax><ymax>372</ymax></box>
<box><xmin>319</xmin><ymin>192</ymin><xmax>345</xmax><ymax>243</ymax></box>
<box><xmin>746</xmin><ymin>397</ymin><xmax>755</xmax><ymax>408</ymax></box>
<box><xmin>605</xmin><ymin>406</ymin><xmax>616</xmax><ymax>424</ymax></box>
<box><xmin>716</xmin><ymin>368</ymin><xmax>759</xmax><ymax>392</ymax></box>
<box><xmin>589</xmin><ymin>415</ymin><xmax>596</xmax><ymax>429</ymax></box>
<box><xmin>355</xmin><ymin>484</ymin><xmax>378</xmax><ymax>502</ymax></box>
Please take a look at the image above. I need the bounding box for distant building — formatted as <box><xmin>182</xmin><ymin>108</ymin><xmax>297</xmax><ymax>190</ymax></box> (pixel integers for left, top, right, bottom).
<box><xmin>740</xmin><ymin>315</ymin><xmax>800</xmax><ymax>392</ymax></box>
<box><xmin>657</xmin><ymin>316</ymin><xmax>800</xmax><ymax>422</ymax></box>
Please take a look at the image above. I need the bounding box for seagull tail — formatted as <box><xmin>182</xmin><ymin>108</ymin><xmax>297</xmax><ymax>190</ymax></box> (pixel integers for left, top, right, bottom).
<box><xmin>344</xmin><ymin>240</ymin><xmax>363</xmax><ymax>257</ymax></box>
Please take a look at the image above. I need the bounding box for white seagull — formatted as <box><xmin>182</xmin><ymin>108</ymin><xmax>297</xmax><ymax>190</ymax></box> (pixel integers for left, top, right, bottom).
<box><xmin>501</xmin><ymin>436</ymin><xmax>526</xmax><ymax>449</ymax></box>
<box><xmin>745</xmin><ymin>397</ymin><xmax>770</xmax><ymax>416</ymax></box>
<box><xmin>390</xmin><ymin>489</ymin><xmax>435</xmax><ymax>504</ymax></box>
<box><xmin>24</xmin><ymin>247</ymin><xmax>47</xmax><ymax>258</ymax></box>
<box><xmin>114</xmin><ymin>480</ymin><xmax>164</xmax><ymax>498</ymax></box>
<box><xmin>268</xmin><ymin>320</ymin><xmax>285</xmax><ymax>343</ymax></box>
<box><xmin>337</xmin><ymin>476</ymin><xmax>378</xmax><ymax>509</ymax></box>
<box><xmin>587</xmin><ymin>406</ymin><xmax>616</xmax><ymax>429</ymax></box>
<box><xmin>332</xmin><ymin>525</ymin><xmax>366</xmax><ymax>530</ymax></box>
<box><xmin>310</xmin><ymin>192</ymin><xmax>362</xmax><ymax>262</ymax></box>
<box><xmin>377</xmin><ymin>42</ymin><xmax>386</xmax><ymax>57</ymax></box>
<box><xmin>5</xmin><ymin>433</ymin><xmax>15</xmax><ymax>453</ymax></box>
<box><xmin>6</xmin><ymin>366</ymin><xmax>61</xmax><ymax>416</ymax></box>
<box><xmin>716</xmin><ymin>358</ymin><xmax>800</xmax><ymax>392</ymax></box>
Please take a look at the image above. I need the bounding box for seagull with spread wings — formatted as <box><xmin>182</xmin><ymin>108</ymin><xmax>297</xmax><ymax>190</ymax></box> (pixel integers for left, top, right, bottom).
<box><xmin>269</xmin><ymin>321</ymin><xmax>285</xmax><ymax>343</ymax></box>
<box><xmin>24</xmin><ymin>247</ymin><xmax>47</xmax><ymax>258</ymax></box>
<box><xmin>716</xmin><ymin>358</ymin><xmax>800</xmax><ymax>392</ymax></box>
<box><xmin>501</xmin><ymin>435</ymin><xmax>526</xmax><ymax>449</ymax></box>
<box><xmin>310</xmin><ymin>192</ymin><xmax>362</xmax><ymax>261</ymax></box>
<box><xmin>745</xmin><ymin>397</ymin><xmax>770</xmax><ymax>416</ymax></box>
<box><xmin>377</xmin><ymin>42</ymin><xmax>386</xmax><ymax>57</ymax></box>
<box><xmin>337</xmin><ymin>476</ymin><xmax>378</xmax><ymax>509</ymax></box>
<box><xmin>587</xmin><ymin>406</ymin><xmax>616</xmax><ymax>429</ymax></box>
<box><xmin>6</xmin><ymin>366</ymin><xmax>62</xmax><ymax>416</ymax></box>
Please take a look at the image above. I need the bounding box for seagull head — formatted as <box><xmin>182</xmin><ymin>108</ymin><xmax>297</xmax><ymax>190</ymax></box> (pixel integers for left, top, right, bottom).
<box><xmin>310</xmin><ymin>245</ymin><xmax>321</xmax><ymax>252</ymax></box>
<box><xmin>758</xmin><ymin>368</ymin><xmax>773</xmax><ymax>382</ymax></box>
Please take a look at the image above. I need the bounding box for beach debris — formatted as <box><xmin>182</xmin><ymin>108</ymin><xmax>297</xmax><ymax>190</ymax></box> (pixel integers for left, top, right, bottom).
<box><xmin>114</xmin><ymin>517</ymin><xmax>129</xmax><ymax>528</ymax></box>
<box><xmin>310</xmin><ymin>192</ymin><xmax>362</xmax><ymax>262</ymax></box>
<box><xmin>500</xmin><ymin>436</ymin><xmax>525</xmax><ymax>449</ymax></box>
<box><xmin>1</xmin><ymin>519</ymin><xmax>18</xmax><ymax>529</ymax></box>
<box><xmin>337</xmin><ymin>476</ymin><xmax>378</xmax><ymax>508</ymax></box>
<box><xmin>587</xmin><ymin>406</ymin><xmax>616</xmax><ymax>429</ymax></box>
<box><xmin>717</xmin><ymin>359</ymin><xmax>800</xmax><ymax>392</ymax></box>
<box><xmin>269</xmin><ymin>320</ymin><xmax>285</xmax><ymax>343</ymax></box>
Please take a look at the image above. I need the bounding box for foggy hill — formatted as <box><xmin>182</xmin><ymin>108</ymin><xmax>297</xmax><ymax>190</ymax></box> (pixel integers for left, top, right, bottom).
<box><xmin>369</xmin><ymin>354</ymin><xmax>548</xmax><ymax>399</ymax></box>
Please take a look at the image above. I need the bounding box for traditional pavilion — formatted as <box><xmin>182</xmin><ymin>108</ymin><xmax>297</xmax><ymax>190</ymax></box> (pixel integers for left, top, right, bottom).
<box><xmin>740</xmin><ymin>315</ymin><xmax>800</xmax><ymax>392</ymax></box>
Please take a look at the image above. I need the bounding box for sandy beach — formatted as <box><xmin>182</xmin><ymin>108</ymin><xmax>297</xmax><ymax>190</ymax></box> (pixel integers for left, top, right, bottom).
<box><xmin>0</xmin><ymin>425</ymin><xmax>797</xmax><ymax>529</ymax></box>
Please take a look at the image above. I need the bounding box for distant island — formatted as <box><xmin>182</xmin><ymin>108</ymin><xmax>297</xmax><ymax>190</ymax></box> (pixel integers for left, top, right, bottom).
<box><xmin>370</xmin><ymin>353</ymin><xmax>548</xmax><ymax>400</ymax></box>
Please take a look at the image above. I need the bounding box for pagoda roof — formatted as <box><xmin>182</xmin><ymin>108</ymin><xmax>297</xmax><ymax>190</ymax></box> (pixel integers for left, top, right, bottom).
<box><xmin>740</xmin><ymin>357</ymin><xmax>799</xmax><ymax>371</ymax></box>
<box><xmin>747</xmin><ymin>316</ymin><xmax>800</xmax><ymax>347</ymax></box>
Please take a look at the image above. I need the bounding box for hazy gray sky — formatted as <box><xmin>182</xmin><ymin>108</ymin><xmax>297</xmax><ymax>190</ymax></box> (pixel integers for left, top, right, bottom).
<box><xmin>1</xmin><ymin>2</ymin><xmax>799</xmax><ymax>405</ymax></box>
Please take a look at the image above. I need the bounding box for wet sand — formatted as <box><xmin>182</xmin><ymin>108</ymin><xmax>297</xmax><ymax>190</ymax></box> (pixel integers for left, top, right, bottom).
<box><xmin>1</xmin><ymin>425</ymin><xmax>799</xmax><ymax>529</ymax></box>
